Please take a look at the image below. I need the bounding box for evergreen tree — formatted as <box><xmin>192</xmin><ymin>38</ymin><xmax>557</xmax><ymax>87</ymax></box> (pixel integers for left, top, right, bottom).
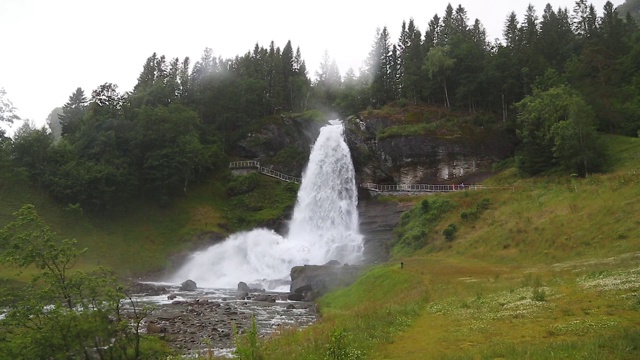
<box><xmin>367</xmin><ymin>27</ymin><xmax>393</xmax><ymax>107</ymax></box>
<box><xmin>401</xmin><ymin>19</ymin><xmax>423</xmax><ymax>103</ymax></box>
<box><xmin>58</xmin><ymin>87</ymin><xmax>88</xmax><ymax>138</ymax></box>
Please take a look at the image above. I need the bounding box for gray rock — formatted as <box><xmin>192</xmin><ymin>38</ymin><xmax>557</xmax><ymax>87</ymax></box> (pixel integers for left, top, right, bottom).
<box><xmin>237</xmin><ymin>282</ymin><xmax>250</xmax><ymax>292</ymax></box>
<box><xmin>253</xmin><ymin>294</ymin><xmax>276</xmax><ymax>302</ymax></box>
<box><xmin>287</xmin><ymin>293</ymin><xmax>304</xmax><ymax>301</ymax></box>
<box><xmin>290</xmin><ymin>264</ymin><xmax>363</xmax><ymax>296</ymax></box>
<box><xmin>343</xmin><ymin>114</ymin><xmax>513</xmax><ymax>186</ymax></box>
<box><xmin>180</xmin><ymin>280</ymin><xmax>197</xmax><ymax>291</ymax></box>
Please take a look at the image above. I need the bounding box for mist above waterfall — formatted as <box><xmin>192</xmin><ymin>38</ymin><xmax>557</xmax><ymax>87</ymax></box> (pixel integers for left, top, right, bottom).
<box><xmin>170</xmin><ymin>121</ymin><xmax>363</xmax><ymax>290</ymax></box>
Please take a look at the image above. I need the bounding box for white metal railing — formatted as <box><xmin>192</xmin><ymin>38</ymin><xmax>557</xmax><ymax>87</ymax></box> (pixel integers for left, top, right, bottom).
<box><xmin>361</xmin><ymin>183</ymin><xmax>485</xmax><ymax>192</ymax></box>
<box><xmin>229</xmin><ymin>161</ymin><xmax>260</xmax><ymax>169</ymax></box>
<box><xmin>230</xmin><ymin>162</ymin><xmax>494</xmax><ymax>191</ymax></box>
<box><xmin>258</xmin><ymin>166</ymin><xmax>301</xmax><ymax>184</ymax></box>
<box><xmin>229</xmin><ymin>161</ymin><xmax>300</xmax><ymax>184</ymax></box>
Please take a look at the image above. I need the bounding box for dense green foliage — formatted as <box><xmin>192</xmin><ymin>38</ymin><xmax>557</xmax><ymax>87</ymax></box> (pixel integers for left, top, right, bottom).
<box><xmin>0</xmin><ymin>205</ymin><xmax>171</xmax><ymax>359</ymax></box>
<box><xmin>516</xmin><ymin>84</ymin><xmax>606</xmax><ymax>175</ymax></box>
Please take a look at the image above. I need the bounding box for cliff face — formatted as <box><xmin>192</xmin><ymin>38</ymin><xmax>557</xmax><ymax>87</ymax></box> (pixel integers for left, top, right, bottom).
<box><xmin>344</xmin><ymin>115</ymin><xmax>514</xmax><ymax>185</ymax></box>
<box><xmin>232</xmin><ymin>115</ymin><xmax>324</xmax><ymax>176</ymax></box>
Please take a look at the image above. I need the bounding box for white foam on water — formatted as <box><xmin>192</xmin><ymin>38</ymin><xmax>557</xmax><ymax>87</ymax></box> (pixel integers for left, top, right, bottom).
<box><xmin>170</xmin><ymin>122</ymin><xmax>363</xmax><ymax>289</ymax></box>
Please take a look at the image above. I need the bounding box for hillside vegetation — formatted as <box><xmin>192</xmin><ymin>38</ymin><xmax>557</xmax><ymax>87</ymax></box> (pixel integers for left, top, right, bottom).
<box><xmin>0</xmin><ymin>170</ymin><xmax>296</xmax><ymax>280</ymax></box>
<box><xmin>252</xmin><ymin>134</ymin><xmax>640</xmax><ymax>359</ymax></box>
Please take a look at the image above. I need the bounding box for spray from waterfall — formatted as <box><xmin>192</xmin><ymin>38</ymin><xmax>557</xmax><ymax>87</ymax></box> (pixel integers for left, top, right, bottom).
<box><xmin>170</xmin><ymin>121</ymin><xmax>363</xmax><ymax>289</ymax></box>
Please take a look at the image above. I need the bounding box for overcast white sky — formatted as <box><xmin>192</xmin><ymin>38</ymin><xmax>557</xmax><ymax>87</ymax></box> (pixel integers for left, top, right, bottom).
<box><xmin>0</xmin><ymin>0</ymin><xmax>617</xmax><ymax>131</ymax></box>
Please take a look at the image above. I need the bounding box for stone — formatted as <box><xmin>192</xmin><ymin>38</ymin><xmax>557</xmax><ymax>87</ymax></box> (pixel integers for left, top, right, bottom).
<box><xmin>236</xmin><ymin>291</ymin><xmax>249</xmax><ymax>300</ymax></box>
<box><xmin>287</xmin><ymin>293</ymin><xmax>305</xmax><ymax>301</ymax></box>
<box><xmin>167</xmin><ymin>294</ymin><xmax>177</xmax><ymax>300</ymax></box>
<box><xmin>237</xmin><ymin>282</ymin><xmax>250</xmax><ymax>292</ymax></box>
<box><xmin>253</xmin><ymin>294</ymin><xmax>276</xmax><ymax>302</ymax></box>
<box><xmin>147</xmin><ymin>323</ymin><xmax>163</xmax><ymax>334</ymax></box>
<box><xmin>180</xmin><ymin>279</ymin><xmax>197</xmax><ymax>292</ymax></box>
<box><xmin>286</xmin><ymin>304</ymin><xmax>296</xmax><ymax>310</ymax></box>
<box><xmin>290</xmin><ymin>264</ymin><xmax>363</xmax><ymax>297</ymax></box>
<box><xmin>293</xmin><ymin>284</ymin><xmax>312</xmax><ymax>294</ymax></box>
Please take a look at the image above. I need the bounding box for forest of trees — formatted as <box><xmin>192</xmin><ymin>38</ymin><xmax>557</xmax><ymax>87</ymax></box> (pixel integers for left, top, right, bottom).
<box><xmin>1</xmin><ymin>0</ymin><xmax>639</xmax><ymax>212</ymax></box>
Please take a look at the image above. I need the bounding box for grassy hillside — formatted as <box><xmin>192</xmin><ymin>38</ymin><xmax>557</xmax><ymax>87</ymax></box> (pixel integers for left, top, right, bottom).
<box><xmin>256</xmin><ymin>134</ymin><xmax>640</xmax><ymax>359</ymax></box>
<box><xmin>0</xmin><ymin>169</ymin><xmax>296</xmax><ymax>279</ymax></box>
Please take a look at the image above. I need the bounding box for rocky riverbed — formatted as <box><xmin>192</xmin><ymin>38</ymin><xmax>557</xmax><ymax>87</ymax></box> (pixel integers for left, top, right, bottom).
<box><xmin>129</xmin><ymin>282</ymin><xmax>317</xmax><ymax>357</ymax></box>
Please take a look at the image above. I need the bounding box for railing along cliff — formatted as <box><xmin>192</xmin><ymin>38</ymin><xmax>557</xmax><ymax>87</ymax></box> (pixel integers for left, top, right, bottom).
<box><xmin>229</xmin><ymin>161</ymin><xmax>301</xmax><ymax>184</ymax></box>
<box><xmin>229</xmin><ymin>162</ymin><xmax>494</xmax><ymax>193</ymax></box>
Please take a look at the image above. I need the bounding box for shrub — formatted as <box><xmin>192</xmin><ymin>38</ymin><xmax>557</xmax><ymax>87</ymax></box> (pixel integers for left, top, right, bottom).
<box><xmin>234</xmin><ymin>314</ymin><xmax>262</xmax><ymax>360</ymax></box>
<box><xmin>227</xmin><ymin>172</ymin><xmax>260</xmax><ymax>196</ymax></box>
<box><xmin>442</xmin><ymin>224</ymin><xmax>458</xmax><ymax>241</ymax></box>
<box><xmin>443</xmin><ymin>223</ymin><xmax>458</xmax><ymax>241</ymax></box>
<box><xmin>532</xmin><ymin>287</ymin><xmax>547</xmax><ymax>302</ymax></box>
<box><xmin>420</xmin><ymin>199</ymin><xmax>430</xmax><ymax>212</ymax></box>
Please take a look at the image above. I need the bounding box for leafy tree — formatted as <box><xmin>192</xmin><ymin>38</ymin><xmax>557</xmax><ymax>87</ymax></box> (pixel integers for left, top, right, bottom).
<box><xmin>134</xmin><ymin>104</ymin><xmax>223</xmax><ymax>203</ymax></box>
<box><xmin>424</xmin><ymin>46</ymin><xmax>455</xmax><ymax>108</ymax></box>
<box><xmin>0</xmin><ymin>88</ymin><xmax>20</xmax><ymax>124</ymax></box>
<box><xmin>516</xmin><ymin>85</ymin><xmax>605</xmax><ymax>176</ymax></box>
<box><xmin>0</xmin><ymin>205</ymin><xmax>163</xmax><ymax>359</ymax></box>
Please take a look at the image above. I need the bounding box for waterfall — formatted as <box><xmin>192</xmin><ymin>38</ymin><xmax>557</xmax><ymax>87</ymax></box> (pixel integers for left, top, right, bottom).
<box><xmin>170</xmin><ymin>121</ymin><xmax>363</xmax><ymax>290</ymax></box>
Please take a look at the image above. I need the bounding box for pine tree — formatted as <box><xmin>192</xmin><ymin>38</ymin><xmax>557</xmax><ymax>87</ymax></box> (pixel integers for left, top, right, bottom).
<box><xmin>58</xmin><ymin>87</ymin><xmax>88</xmax><ymax>137</ymax></box>
<box><xmin>367</xmin><ymin>27</ymin><xmax>393</xmax><ymax>107</ymax></box>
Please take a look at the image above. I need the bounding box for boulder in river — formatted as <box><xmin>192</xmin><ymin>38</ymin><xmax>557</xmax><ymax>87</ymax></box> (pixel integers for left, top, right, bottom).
<box><xmin>237</xmin><ymin>282</ymin><xmax>250</xmax><ymax>292</ymax></box>
<box><xmin>180</xmin><ymin>279</ymin><xmax>197</xmax><ymax>291</ymax></box>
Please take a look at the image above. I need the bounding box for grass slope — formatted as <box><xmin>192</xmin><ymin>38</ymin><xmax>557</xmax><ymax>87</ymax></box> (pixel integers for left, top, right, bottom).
<box><xmin>0</xmin><ymin>170</ymin><xmax>296</xmax><ymax>279</ymax></box>
<box><xmin>257</xmin><ymin>134</ymin><xmax>640</xmax><ymax>359</ymax></box>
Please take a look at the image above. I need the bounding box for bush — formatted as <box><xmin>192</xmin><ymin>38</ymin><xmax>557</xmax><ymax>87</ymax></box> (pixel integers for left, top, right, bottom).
<box><xmin>420</xmin><ymin>199</ymin><xmax>430</xmax><ymax>212</ymax></box>
<box><xmin>443</xmin><ymin>223</ymin><xmax>458</xmax><ymax>241</ymax></box>
<box><xmin>227</xmin><ymin>172</ymin><xmax>260</xmax><ymax>196</ymax></box>
<box><xmin>532</xmin><ymin>287</ymin><xmax>547</xmax><ymax>302</ymax></box>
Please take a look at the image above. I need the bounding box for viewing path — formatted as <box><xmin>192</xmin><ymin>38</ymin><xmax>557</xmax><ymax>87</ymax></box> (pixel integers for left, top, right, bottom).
<box><xmin>229</xmin><ymin>161</ymin><xmax>497</xmax><ymax>193</ymax></box>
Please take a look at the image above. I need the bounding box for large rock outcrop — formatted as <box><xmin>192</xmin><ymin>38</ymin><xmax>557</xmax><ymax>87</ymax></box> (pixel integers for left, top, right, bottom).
<box><xmin>344</xmin><ymin>114</ymin><xmax>514</xmax><ymax>185</ymax></box>
<box><xmin>233</xmin><ymin>114</ymin><xmax>325</xmax><ymax>176</ymax></box>
<box><xmin>358</xmin><ymin>198</ymin><xmax>413</xmax><ymax>263</ymax></box>
<box><xmin>290</xmin><ymin>262</ymin><xmax>363</xmax><ymax>300</ymax></box>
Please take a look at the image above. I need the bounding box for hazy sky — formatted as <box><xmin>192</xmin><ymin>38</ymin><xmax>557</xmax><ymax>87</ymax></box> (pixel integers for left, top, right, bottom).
<box><xmin>0</xmin><ymin>0</ymin><xmax>617</xmax><ymax>131</ymax></box>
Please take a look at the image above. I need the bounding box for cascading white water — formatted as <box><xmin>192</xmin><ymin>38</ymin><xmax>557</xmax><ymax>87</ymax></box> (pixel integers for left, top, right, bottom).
<box><xmin>170</xmin><ymin>121</ymin><xmax>363</xmax><ymax>290</ymax></box>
